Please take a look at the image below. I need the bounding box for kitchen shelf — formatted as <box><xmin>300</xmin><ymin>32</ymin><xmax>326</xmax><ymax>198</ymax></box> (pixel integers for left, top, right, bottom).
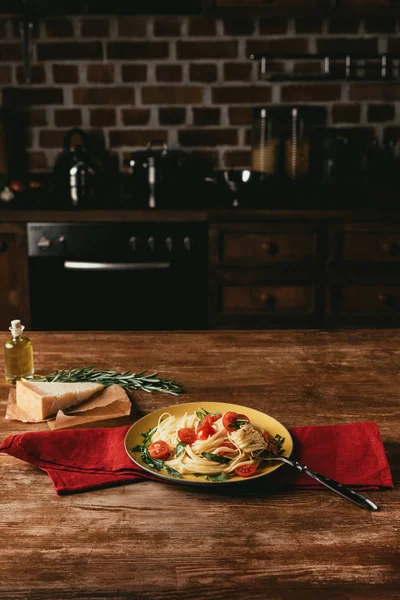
<box><xmin>250</xmin><ymin>52</ymin><xmax>400</xmax><ymax>83</ymax></box>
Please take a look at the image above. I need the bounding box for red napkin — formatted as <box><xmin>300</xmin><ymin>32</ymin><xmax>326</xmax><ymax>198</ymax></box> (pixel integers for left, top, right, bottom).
<box><xmin>0</xmin><ymin>421</ymin><xmax>393</xmax><ymax>495</ymax></box>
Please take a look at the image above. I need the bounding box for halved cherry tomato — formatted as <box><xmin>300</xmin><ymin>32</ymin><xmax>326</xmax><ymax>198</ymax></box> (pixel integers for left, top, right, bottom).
<box><xmin>178</xmin><ymin>428</ymin><xmax>197</xmax><ymax>445</ymax></box>
<box><xmin>222</xmin><ymin>411</ymin><xmax>239</xmax><ymax>430</ymax></box>
<box><xmin>216</xmin><ymin>441</ymin><xmax>237</xmax><ymax>456</ymax></box>
<box><xmin>198</xmin><ymin>414</ymin><xmax>213</xmax><ymax>429</ymax></box>
<box><xmin>237</xmin><ymin>413</ymin><xmax>250</xmax><ymax>423</ymax></box>
<box><xmin>235</xmin><ymin>464</ymin><xmax>258</xmax><ymax>478</ymax></box>
<box><xmin>148</xmin><ymin>440</ymin><xmax>169</xmax><ymax>460</ymax></box>
<box><xmin>263</xmin><ymin>432</ymin><xmax>278</xmax><ymax>453</ymax></box>
<box><xmin>211</xmin><ymin>413</ymin><xmax>222</xmax><ymax>422</ymax></box>
<box><xmin>196</xmin><ymin>424</ymin><xmax>215</xmax><ymax>440</ymax></box>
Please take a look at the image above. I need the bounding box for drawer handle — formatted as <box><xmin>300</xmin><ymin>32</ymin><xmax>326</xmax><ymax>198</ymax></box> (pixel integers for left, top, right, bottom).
<box><xmin>0</xmin><ymin>239</ymin><xmax>8</xmax><ymax>253</ymax></box>
<box><xmin>378</xmin><ymin>294</ymin><xmax>397</xmax><ymax>308</ymax></box>
<box><xmin>259</xmin><ymin>292</ymin><xmax>276</xmax><ymax>309</ymax></box>
<box><xmin>381</xmin><ymin>242</ymin><xmax>400</xmax><ymax>257</ymax></box>
<box><xmin>261</xmin><ymin>241</ymin><xmax>279</xmax><ymax>257</ymax></box>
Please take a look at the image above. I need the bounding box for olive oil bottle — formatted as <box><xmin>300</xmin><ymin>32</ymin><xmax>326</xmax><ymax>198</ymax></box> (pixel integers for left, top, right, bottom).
<box><xmin>4</xmin><ymin>319</ymin><xmax>34</xmax><ymax>383</ymax></box>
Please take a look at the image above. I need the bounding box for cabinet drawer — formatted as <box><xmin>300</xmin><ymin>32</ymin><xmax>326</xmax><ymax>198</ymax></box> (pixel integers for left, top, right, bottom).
<box><xmin>342</xmin><ymin>232</ymin><xmax>400</xmax><ymax>263</ymax></box>
<box><xmin>221</xmin><ymin>232</ymin><xmax>316</xmax><ymax>265</ymax></box>
<box><xmin>340</xmin><ymin>285</ymin><xmax>400</xmax><ymax>315</ymax></box>
<box><xmin>221</xmin><ymin>285</ymin><xmax>314</xmax><ymax>314</ymax></box>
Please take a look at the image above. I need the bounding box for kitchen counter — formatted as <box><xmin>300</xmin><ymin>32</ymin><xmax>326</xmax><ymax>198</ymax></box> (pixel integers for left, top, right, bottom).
<box><xmin>0</xmin><ymin>330</ymin><xmax>399</xmax><ymax>600</ymax></box>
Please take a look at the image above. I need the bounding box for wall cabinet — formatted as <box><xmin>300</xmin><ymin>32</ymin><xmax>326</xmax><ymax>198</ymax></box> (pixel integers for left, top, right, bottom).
<box><xmin>0</xmin><ymin>224</ymin><xmax>30</xmax><ymax>331</ymax></box>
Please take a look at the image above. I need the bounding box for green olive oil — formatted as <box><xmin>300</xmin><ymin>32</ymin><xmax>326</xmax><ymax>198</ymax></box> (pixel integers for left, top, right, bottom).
<box><xmin>4</xmin><ymin>319</ymin><xmax>34</xmax><ymax>383</ymax></box>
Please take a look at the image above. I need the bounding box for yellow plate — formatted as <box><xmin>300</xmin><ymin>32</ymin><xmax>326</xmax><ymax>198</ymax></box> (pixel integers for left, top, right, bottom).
<box><xmin>124</xmin><ymin>401</ymin><xmax>293</xmax><ymax>485</ymax></box>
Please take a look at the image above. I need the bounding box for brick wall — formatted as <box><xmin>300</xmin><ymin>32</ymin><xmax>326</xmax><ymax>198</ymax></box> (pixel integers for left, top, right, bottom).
<box><xmin>0</xmin><ymin>14</ymin><xmax>399</xmax><ymax>173</ymax></box>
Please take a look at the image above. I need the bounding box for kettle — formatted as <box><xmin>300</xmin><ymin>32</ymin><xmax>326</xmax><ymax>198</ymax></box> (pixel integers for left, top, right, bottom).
<box><xmin>53</xmin><ymin>128</ymin><xmax>100</xmax><ymax>208</ymax></box>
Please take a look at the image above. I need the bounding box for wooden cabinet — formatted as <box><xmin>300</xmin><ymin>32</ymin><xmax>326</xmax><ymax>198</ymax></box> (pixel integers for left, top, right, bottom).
<box><xmin>0</xmin><ymin>223</ymin><xmax>30</xmax><ymax>331</ymax></box>
<box><xmin>208</xmin><ymin>221</ymin><xmax>323</xmax><ymax>328</ymax></box>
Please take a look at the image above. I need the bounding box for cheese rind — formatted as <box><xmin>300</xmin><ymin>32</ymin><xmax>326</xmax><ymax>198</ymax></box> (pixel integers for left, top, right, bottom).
<box><xmin>16</xmin><ymin>380</ymin><xmax>105</xmax><ymax>420</ymax></box>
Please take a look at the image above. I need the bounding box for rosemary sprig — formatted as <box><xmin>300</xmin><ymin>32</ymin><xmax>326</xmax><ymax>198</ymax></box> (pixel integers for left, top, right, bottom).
<box><xmin>32</xmin><ymin>366</ymin><xmax>184</xmax><ymax>396</ymax></box>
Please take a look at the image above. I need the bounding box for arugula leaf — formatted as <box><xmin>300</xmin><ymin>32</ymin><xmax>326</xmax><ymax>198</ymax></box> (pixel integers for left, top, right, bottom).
<box><xmin>132</xmin><ymin>444</ymin><xmax>142</xmax><ymax>452</ymax></box>
<box><xmin>201</xmin><ymin>408</ymin><xmax>221</xmax><ymax>417</ymax></box>
<box><xmin>196</xmin><ymin>411</ymin><xmax>205</xmax><ymax>421</ymax></box>
<box><xmin>176</xmin><ymin>441</ymin><xmax>186</xmax><ymax>457</ymax></box>
<box><xmin>203</xmin><ymin>472</ymin><xmax>230</xmax><ymax>482</ymax></box>
<box><xmin>164</xmin><ymin>465</ymin><xmax>183</xmax><ymax>479</ymax></box>
<box><xmin>201</xmin><ymin>452</ymin><xmax>231</xmax><ymax>464</ymax></box>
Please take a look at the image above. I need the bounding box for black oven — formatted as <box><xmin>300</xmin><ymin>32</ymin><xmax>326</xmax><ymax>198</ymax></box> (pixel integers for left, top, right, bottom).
<box><xmin>27</xmin><ymin>222</ymin><xmax>208</xmax><ymax>331</ymax></box>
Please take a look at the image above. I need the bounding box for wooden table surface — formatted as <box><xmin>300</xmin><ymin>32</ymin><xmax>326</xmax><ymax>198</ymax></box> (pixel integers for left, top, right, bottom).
<box><xmin>0</xmin><ymin>330</ymin><xmax>399</xmax><ymax>600</ymax></box>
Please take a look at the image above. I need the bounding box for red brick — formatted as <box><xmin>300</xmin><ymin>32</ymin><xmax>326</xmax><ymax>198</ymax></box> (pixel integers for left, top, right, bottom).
<box><xmin>159</xmin><ymin>108</ymin><xmax>186</xmax><ymax>125</ymax></box>
<box><xmin>193</xmin><ymin>108</ymin><xmax>220</xmax><ymax>126</ymax></box>
<box><xmin>212</xmin><ymin>86</ymin><xmax>272</xmax><ymax>104</ymax></box>
<box><xmin>90</xmin><ymin>108</ymin><xmax>116</xmax><ymax>127</ymax></box>
<box><xmin>121</xmin><ymin>65</ymin><xmax>147</xmax><ymax>82</ymax></box>
<box><xmin>55</xmin><ymin>108</ymin><xmax>82</xmax><ymax>127</ymax></box>
<box><xmin>327</xmin><ymin>18</ymin><xmax>360</xmax><ymax>34</ymax></box>
<box><xmin>110</xmin><ymin>130</ymin><xmax>168</xmax><ymax>147</ymax></box>
<box><xmin>364</xmin><ymin>16</ymin><xmax>396</xmax><ymax>33</ymax></box>
<box><xmin>178</xmin><ymin>129</ymin><xmax>237</xmax><ymax>147</ymax></box>
<box><xmin>350</xmin><ymin>83</ymin><xmax>400</xmax><ymax>101</ymax></box>
<box><xmin>228</xmin><ymin>106</ymin><xmax>255</xmax><ymax>126</ymax></box>
<box><xmin>40</xmin><ymin>130</ymin><xmax>69</xmax><ymax>148</ymax></box>
<box><xmin>259</xmin><ymin>18</ymin><xmax>288</xmax><ymax>35</ymax></box>
<box><xmin>142</xmin><ymin>86</ymin><xmax>203</xmax><ymax>105</ymax></box>
<box><xmin>117</xmin><ymin>18</ymin><xmax>147</xmax><ymax>37</ymax></box>
<box><xmin>224</xmin><ymin>62</ymin><xmax>252</xmax><ymax>82</ymax></box>
<box><xmin>108</xmin><ymin>42</ymin><xmax>168</xmax><ymax>60</ymax></box>
<box><xmin>247</xmin><ymin>38</ymin><xmax>308</xmax><ymax>57</ymax></box>
<box><xmin>281</xmin><ymin>84</ymin><xmax>341</xmax><ymax>103</ymax></box>
<box><xmin>3</xmin><ymin>88</ymin><xmax>63</xmax><ymax>106</ymax></box>
<box><xmin>156</xmin><ymin>64</ymin><xmax>182</xmax><ymax>83</ymax></box>
<box><xmin>177</xmin><ymin>41</ymin><xmax>237</xmax><ymax>60</ymax></box>
<box><xmin>27</xmin><ymin>151</ymin><xmax>48</xmax><ymax>171</ymax></box>
<box><xmin>87</xmin><ymin>64</ymin><xmax>115</xmax><ymax>84</ymax></box>
<box><xmin>189</xmin><ymin>63</ymin><xmax>217</xmax><ymax>82</ymax></box>
<box><xmin>52</xmin><ymin>64</ymin><xmax>79</xmax><ymax>84</ymax></box>
<box><xmin>0</xmin><ymin>43</ymin><xmax>21</xmax><ymax>61</ymax></box>
<box><xmin>73</xmin><ymin>87</ymin><xmax>134</xmax><ymax>105</ymax></box>
<box><xmin>27</xmin><ymin>109</ymin><xmax>48</xmax><ymax>127</ymax></box>
<box><xmin>122</xmin><ymin>109</ymin><xmax>151</xmax><ymax>126</ymax></box>
<box><xmin>294</xmin><ymin>18</ymin><xmax>323</xmax><ymax>34</ymax></box>
<box><xmin>45</xmin><ymin>19</ymin><xmax>74</xmax><ymax>37</ymax></box>
<box><xmin>188</xmin><ymin>18</ymin><xmax>216</xmax><ymax>36</ymax></box>
<box><xmin>81</xmin><ymin>18</ymin><xmax>110</xmax><ymax>37</ymax></box>
<box><xmin>16</xmin><ymin>65</ymin><xmax>46</xmax><ymax>84</ymax></box>
<box><xmin>38</xmin><ymin>42</ymin><xmax>103</xmax><ymax>60</ymax></box>
<box><xmin>222</xmin><ymin>19</ymin><xmax>254</xmax><ymax>36</ymax></box>
<box><xmin>332</xmin><ymin>104</ymin><xmax>361</xmax><ymax>124</ymax></box>
<box><xmin>367</xmin><ymin>104</ymin><xmax>395</xmax><ymax>123</ymax></box>
<box><xmin>0</xmin><ymin>65</ymin><xmax>11</xmax><ymax>83</ymax></box>
<box><xmin>154</xmin><ymin>18</ymin><xmax>182</xmax><ymax>37</ymax></box>
<box><xmin>317</xmin><ymin>38</ymin><xmax>378</xmax><ymax>55</ymax></box>
<box><xmin>258</xmin><ymin>61</ymin><xmax>285</xmax><ymax>79</ymax></box>
<box><xmin>224</xmin><ymin>150</ymin><xmax>252</xmax><ymax>168</ymax></box>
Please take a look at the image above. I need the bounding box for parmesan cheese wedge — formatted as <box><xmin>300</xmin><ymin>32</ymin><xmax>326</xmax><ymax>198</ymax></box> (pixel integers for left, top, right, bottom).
<box><xmin>16</xmin><ymin>380</ymin><xmax>105</xmax><ymax>420</ymax></box>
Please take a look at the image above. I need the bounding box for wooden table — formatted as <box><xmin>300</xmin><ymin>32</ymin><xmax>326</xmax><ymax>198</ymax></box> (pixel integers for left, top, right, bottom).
<box><xmin>1</xmin><ymin>330</ymin><xmax>399</xmax><ymax>600</ymax></box>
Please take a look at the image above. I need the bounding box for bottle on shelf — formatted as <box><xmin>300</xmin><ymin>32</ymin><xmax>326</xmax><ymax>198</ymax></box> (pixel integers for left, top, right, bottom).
<box><xmin>285</xmin><ymin>108</ymin><xmax>310</xmax><ymax>180</ymax></box>
<box><xmin>4</xmin><ymin>319</ymin><xmax>34</xmax><ymax>384</ymax></box>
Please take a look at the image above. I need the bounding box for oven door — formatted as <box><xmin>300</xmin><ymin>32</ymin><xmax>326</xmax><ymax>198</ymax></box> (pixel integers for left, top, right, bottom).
<box><xmin>27</xmin><ymin>222</ymin><xmax>208</xmax><ymax>331</ymax></box>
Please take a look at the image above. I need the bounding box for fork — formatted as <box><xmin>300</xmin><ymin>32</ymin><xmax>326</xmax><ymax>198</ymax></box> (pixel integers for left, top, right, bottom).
<box><xmin>258</xmin><ymin>449</ymin><xmax>378</xmax><ymax>511</ymax></box>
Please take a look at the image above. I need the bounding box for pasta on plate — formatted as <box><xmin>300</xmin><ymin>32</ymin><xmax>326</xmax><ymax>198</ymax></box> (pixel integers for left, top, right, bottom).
<box><xmin>133</xmin><ymin>408</ymin><xmax>285</xmax><ymax>482</ymax></box>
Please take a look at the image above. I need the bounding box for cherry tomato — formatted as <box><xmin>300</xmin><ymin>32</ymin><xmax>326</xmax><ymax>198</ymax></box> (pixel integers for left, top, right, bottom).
<box><xmin>148</xmin><ymin>440</ymin><xmax>169</xmax><ymax>460</ymax></box>
<box><xmin>237</xmin><ymin>414</ymin><xmax>250</xmax><ymax>423</ymax></box>
<box><xmin>196</xmin><ymin>424</ymin><xmax>215</xmax><ymax>440</ymax></box>
<box><xmin>235</xmin><ymin>464</ymin><xmax>258</xmax><ymax>478</ymax></box>
<box><xmin>178</xmin><ymin>428</ymin><xmax>197</xmax><ymax>445</ymax></box>
<box><xmin>198</xmin><ymin>414</ymin><xmax>213</xmax><ymax>429</ymax></box>
<box><xmin>263</xmin><ymin>432</ymin><xmax>278</xmax><ymax>453</ymax></box>
<box><xmin>216</xmin><ymin>442</ymin><xmax>237</xmax><ymax>456</ymax></box>
<box><xmin>222</xmin><ymin>411</ymin><xmax>239</xmax><ymax>430</ymax></box>
<box><xmin>211</xmin><ymin>413</ymin><xmax>222</xmax><ymax>422</ymax></box>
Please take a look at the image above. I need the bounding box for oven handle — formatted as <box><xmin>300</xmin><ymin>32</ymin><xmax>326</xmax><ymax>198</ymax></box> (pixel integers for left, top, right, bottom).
<box><xmin>63</xmin><ymin>261</ymin><xmax>171</xmax><ymax>271</ymax></box>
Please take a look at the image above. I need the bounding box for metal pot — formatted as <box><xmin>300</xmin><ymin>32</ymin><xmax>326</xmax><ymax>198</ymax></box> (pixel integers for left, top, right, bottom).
<box><xmin>126</xmin><ymin>139</ymin><xmax>209</xmax><ymax>209</ymax></box>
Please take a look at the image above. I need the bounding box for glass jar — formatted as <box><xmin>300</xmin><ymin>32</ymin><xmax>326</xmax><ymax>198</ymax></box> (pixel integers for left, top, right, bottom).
<box><xmin>252</xmin><ymin>109</ymin><xmax>279</xmax><ymax>175</ymax></box>
<box><xmin>285</xmin><ymin>108</ymin><xmax>310</xmax><ymax>179</ymax></box>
